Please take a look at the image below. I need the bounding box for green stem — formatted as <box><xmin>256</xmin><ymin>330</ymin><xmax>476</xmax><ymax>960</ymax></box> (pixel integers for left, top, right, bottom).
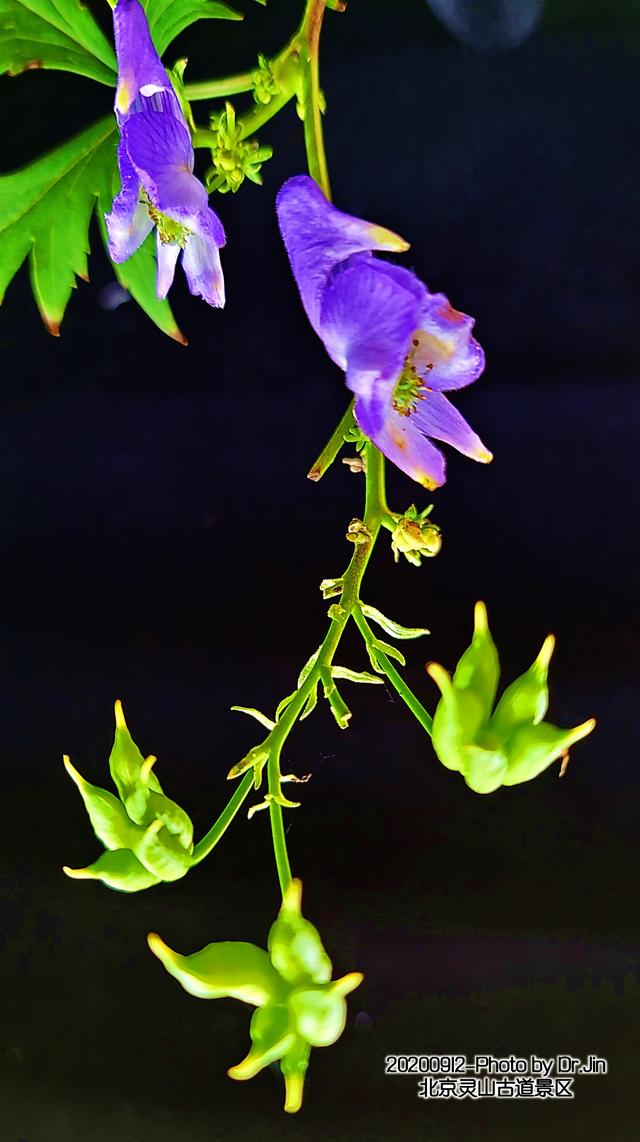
<box><xmin>352</xmin><ymin>608</ymin><xmax>433</xmax><ymax>735</ymax></box>
<box><xmin>307</xmin><ymin>399</ymin><xmax>355</xmax><ymax>481</ymax></box>
<box><xmin>238</xmin><ymin>88</ymin><xmax>295</xmax><ymax>139</ymax></box>
<box><xmin>191</xmin><ymin>770</ymin><xmax>255</xmax><ymax>864</ymax></box>
<box><xmin>300</xmin><ymin>0</ymin><xmax>331</xmax><ymax>196</ymax></box>
<box><xmin>184</xmin><ymin>73</ymin><xmax>255</xmax><ymax>101</ymax></box>
<box><xmin>268</xmin><ymin>748</ymin><xmax>293</xmax><ymax>896</ymax></box>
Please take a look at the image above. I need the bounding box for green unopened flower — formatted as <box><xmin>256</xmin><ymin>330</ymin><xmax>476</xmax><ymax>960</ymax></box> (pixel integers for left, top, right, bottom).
<box><xmin>391</xmin><ymin>504</ymin><xmax>442</xmax><ymax>566</ymax></box>
<box><xmin>63</xmin><ymin>701</ymin><xmax>195</xmax><ymax>891</ymax></box>
<box><xmin>206</xmin><ymin>102</ymin><xmax>273</xmax><ymax>194</ymax></box>
<box><xmin>148</xmin><ymin>878</ymin><xmax>362</xmax><ymax>1113</ymax></box>
<box><xmin>427</xmin><ymin>602</ymin><xmax>595</xmax><ymax>793</ymax></box>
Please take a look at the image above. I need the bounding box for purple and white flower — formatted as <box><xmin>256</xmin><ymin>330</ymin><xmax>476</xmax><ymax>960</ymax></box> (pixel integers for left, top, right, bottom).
<box><xmin>105</xmin><ymin>0</ymin><xmax>225</xmax><ymax>307</ymax></box>
<box><xmin>276</xmin><ymin>175</ymin><xmax>491</xmax><ymax>488</ymax></box>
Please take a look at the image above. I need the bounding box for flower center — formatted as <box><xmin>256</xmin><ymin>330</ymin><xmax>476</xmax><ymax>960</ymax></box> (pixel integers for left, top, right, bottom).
<box><xmin>141</xmin><ymin>190</ymin><xmax>191</xmax><ymax>247</ymax></box>
<box><xmin>392</xmin><ymin>336</ymin><xmax>433</xmax><ymax>417</ymax></box>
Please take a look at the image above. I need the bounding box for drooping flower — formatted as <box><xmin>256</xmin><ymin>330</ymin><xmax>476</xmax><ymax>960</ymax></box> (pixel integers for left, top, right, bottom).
<box><xmin>105</xmin><ymin>0</ymin><xmax>225</xmax><ymax>306</ymax></box>
<box><xmin>148</xmin><ymin>878</ymin><xmax>362</xmax><ymax>1113</ymax></box>
<box><xmin>427</xmin><ymin>602</ymin><xmax>596</xmax><ymax>793</ymax></box>
<box><xmin>276</xmin><ymin>175</ymin><xmax>491</xmax><ymax>488</ymax></box>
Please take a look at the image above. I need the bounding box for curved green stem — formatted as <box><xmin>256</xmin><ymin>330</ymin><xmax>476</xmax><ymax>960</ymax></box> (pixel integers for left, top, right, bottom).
<box><xmin>352</xmin><ymin>608</ymin><xmax>433</xmax><ymax>735</ymax></box>
<box><xmin>185</xmin><ymin>73</ymin><xmax>255</xmax><ymax>101</ymax></box>
<box><xmin>191</xmin><ymin>770</ymin><xmax>255</xmax><ymax>864</ymax></box>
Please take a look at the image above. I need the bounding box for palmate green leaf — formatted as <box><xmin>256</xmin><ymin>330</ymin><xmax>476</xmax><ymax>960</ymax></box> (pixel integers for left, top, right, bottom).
<box><xmin>0</xmin><ymin>0</ymin><xmax>117</xmax><ymax>84</ymax></box>
<box><xmin>0</xmin><ymin>0</ymin><xmax>242</xmax><ymax>86</ymax></box>
<box><xmin>0</xmin><ymin>115</ymin><xmax>185</xmax><ymax>340</ymax></box>
<box><xmin>143</xmin><ymin>0</ymin><xmax>242</xmax><ymax>56</ymax></box>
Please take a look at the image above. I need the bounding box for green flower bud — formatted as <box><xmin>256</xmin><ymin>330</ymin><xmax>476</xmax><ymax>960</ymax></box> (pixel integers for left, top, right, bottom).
<box><xmin>428</xmin><ymin>603</ymin><xmax>595</xmax><ymax>793</ymax></box>
<box><xmin>63</xmin><ymin>702</ymin><xmax>195</xmax><ymax>891</ymax></box>
<box><xmin>148</xmin><ymin>879</ymin><xmax>362</xmax><ymax>1113</ymax></box>
<box><xmin>206</xmin><ymin>102</ymin><xmax>273</xmax><ymax>194</ymax></box>
<box><xmin>391</xmin><ymin>503</ymin><xmax>442</xmax><ymax>566</ymax></box>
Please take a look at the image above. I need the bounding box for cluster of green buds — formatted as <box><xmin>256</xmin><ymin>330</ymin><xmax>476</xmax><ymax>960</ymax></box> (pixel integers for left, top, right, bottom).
<box><xmin>206</xmin><ymin>102</ymin><xmax>273</xmax><ymax>194</ymax></box>
<box><xmin>251</xmin><ymin>53</ymin><xmax>281</xmax><ymax>106</ymax></box>
<box><xmin>427</xmin><ymin>602</ymin><xmax>595</xmax><ymax>793</ymax></box>
<box><xmin>63</xmin><ymin>702</ymin><xmax>195</xmax><ymax>891</ymax></box>
<box><xmin>390</xmin><ymin>503</ymin><xmax>442</xmax><ymax>566</ymax></box>
<box><xmin>148</xmin><ymin>879</ymin><xmax>362</xmax><ymax>1113</ymax></box>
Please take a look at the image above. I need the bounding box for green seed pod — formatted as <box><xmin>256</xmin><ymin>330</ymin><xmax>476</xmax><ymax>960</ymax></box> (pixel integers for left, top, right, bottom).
<box><xmin>280</xmin><ymin>1036</ymin><xmax>312</xmax><ymax>1114</ymax></box>
<box><xmin>288</xmin><ymin>973</ymin><xmax>363</xmax><ymax>1048</ymax></box>
<box><xmin>427</xmin><ymin>662</ymin><xmax>487</xmax><ymax>771</ymax></box>
<box><xmin>228</xmin><ymin>1003</ymin><xmax>296</xmax><ymax>1080</ymax></box>
<box><xmin>451</xmin><ymin>601</ymin><xmax>500</xmax><ymax>721</ymax></box>
<box><xmin>427</xmin><ymin>605</ymin><xmax>595</xmax><ymax>793</ymax></box>
<box><xmin>268</xmin><ymin>879</ymin><xmax>332</xmax><ymax>985</ymax></box>
<box><xmin>503</xmin><ymin>717</ymin><xmax>596</xmax><ymax>787</ymax></box>
<box><xmin>491</xmin><ymin>634</ymin><xmax>554</xmax><ymax>735</ymax></box>
<box><xmin>64</xmin><ymin>701</ymin><xmax>196</xmax><ymax>891</ymax></box>
<box><xmin>63</xmin><ymin>756</ymin><xmax>143</xmax><ymax>852</ymax></box>
<box><xmin>109</xmin><ymin>701</ymin><xmax>164</xmax><ymax>825</ymax></box>
<box><xmin>64</xmin><ymin>849</ymin><xmax>160</xmax><ymax>892</ymax></box>
<box><xmin>147</xmin><ymin>934</ymin><xmax>285</xmax><ymax>1006</ymax></box>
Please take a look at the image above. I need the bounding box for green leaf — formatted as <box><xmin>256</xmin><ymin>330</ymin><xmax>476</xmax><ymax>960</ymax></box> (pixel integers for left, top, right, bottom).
<box><xmin>231</xmin><ymin>705</ymin><xmax>276</xmax><ymax>731</ymax></box>
<box><xmin>0</xmin><ymin>116</ymin><xmax>185</xmax><ymax>340</ymax></box>
<box><xmin>331</xmin><ymin>666</ymin><xmax>384</xmax><ymax>685</ymax></box>
<box><xmin>360</xmin><ymin>603</ymin><xmax>430</xmax><ymax>640</ymax></box>
<box><xmin>0</xmin><ymin>0</ymin><xmax>117</xmax><ymax>84</ymax></box>
<box><xmin>144</xmin><ymin>0</ymin><xmax>242</xmax><ymax>56</ymax></box>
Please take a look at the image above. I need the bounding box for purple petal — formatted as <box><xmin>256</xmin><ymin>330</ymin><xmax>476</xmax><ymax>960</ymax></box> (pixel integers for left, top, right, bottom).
<box><xmin>105</xmin><ymin>139</ymin><xmax>153</xmax><ymax>262</ymax></box>
<box><xmin>122</xmin><ymin>106</ymin><xmax>207</xmax><ymax>218</ymax></box>
<box><xmin>181</xmin><ymin>208</ymin><xmax>226</xmax><ymax>307</ymax></box>
<box><xmin>156</xmin><ymin>236</ymin><xmax>181</xmax><ymax>298</ymax></box>
<box><xmin>413</xmin><ymin>293</ymin><xmax>485</xmax><ymax>392</ymax></box>
<box><xmin>113</xmin><ymin>0</ymin><xmax>171</xmax><ymax>118</ymax></box>
<box><xmin>356</xmin><ymin>400</ymin><xmax>447</xmax><ymax>489</ymax></box>
<box><xmin>276</xmin><ymin>175</ymin><xmax>410</xmax><ymax>336</ymax></box>
<box><xmin>319</xmin><ymin>255</ymin><xmax>423</xmax><ymax>432</ymax></box>
<box><xmin>412</xmin><ymin>391</ymin><xmax>493</xmax><ymax>463</ymax></box>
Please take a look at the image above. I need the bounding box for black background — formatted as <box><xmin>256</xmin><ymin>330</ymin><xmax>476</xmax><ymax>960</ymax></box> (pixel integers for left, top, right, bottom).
<box><xmin>1</xmin><ymin>1</ymin><xmax>639</xmax><ymax>1138</ymax></box>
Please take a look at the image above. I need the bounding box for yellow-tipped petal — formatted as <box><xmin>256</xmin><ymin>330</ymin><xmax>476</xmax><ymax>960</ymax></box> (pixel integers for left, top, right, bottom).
<box><xmin>284</xmin><ymin>1073</ymin><xmax>304</xmax><ymax>1114</ymax></box>
<box><xmin>367</xmin><ymin>223</ymin><xmax>410</xmax><ymax>252</ymax></box>
<box><xmin>536</xmin><ymin>633</ymin><xmax>556</xmax><ymax>670</ymax></box>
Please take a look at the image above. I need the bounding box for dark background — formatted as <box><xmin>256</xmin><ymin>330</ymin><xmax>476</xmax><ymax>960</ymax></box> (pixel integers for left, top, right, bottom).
<box><xmin>1</xmin><ymin>1</ymin><xmax>639</xmax><ymax>1138</ymax></box>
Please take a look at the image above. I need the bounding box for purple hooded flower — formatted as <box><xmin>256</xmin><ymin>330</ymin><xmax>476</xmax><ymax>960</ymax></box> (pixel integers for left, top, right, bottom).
<box><xmin>276</xmin><ymin>176</ymin><xmax>491</xmax><ymax>488</ymax></box>
<box><xmin>105</xmin><ymin>0</ymin><xmax>225</xmax><ymax>307</ymax></box>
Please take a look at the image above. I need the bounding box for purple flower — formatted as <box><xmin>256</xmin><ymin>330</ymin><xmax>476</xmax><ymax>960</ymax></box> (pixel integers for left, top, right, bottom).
<box><xmin>276</xmin><ymin>176</ymin><xmax>491</xmax><ymax>488</ymax></box>
<box><xmin>105</xmin><ymin>0</ymin><xmax>225</xmax><ymax>307</ymax></box>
